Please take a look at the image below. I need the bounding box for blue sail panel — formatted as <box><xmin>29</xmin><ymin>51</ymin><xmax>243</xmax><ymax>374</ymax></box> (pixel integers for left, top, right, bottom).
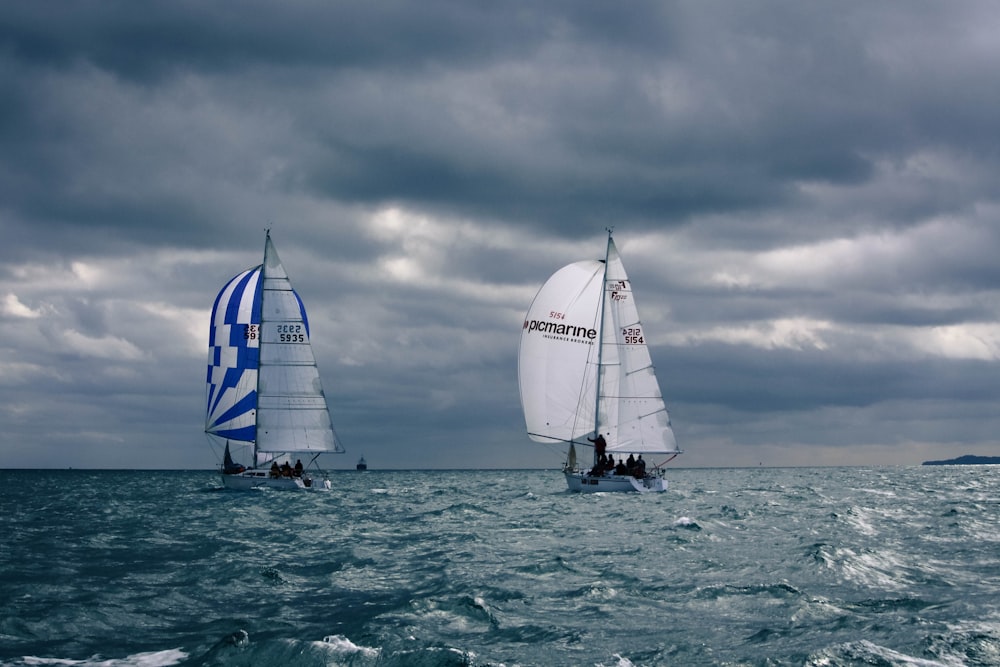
<box><xmin>294</xmin><ymin>290</ymin><xmax>310</xmax><ymax>337</ymax></box>
<box><xmin>212</xmin><ymin>424</ymin><xmax>257</xmax><ymax>442</ymax></box>
<box><xmin>207</xmin><ymin>389</ymin><xmax>258</xmax><ymax>432</ymax></box>
<box><xmin>205</xmin><ymin>265</ymin><xmax>263</xmax><ymax>442</ymax></box>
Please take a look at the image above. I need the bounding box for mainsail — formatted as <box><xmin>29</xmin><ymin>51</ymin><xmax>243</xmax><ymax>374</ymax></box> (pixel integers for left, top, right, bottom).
<box><xmin>518</xmin><ymin>234</ymin><xmax>678</xmax><ymax>456</ymax></box>
<box><xmin>206</xmin><ymin>232</ymin><xmax>343</xmax><ymax>466</ymax></box>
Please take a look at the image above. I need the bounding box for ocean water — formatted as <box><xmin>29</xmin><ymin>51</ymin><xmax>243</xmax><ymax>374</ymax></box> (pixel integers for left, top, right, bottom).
<box><xmin>1</xmin><ymin>466</ymin><xmax>999</xmax><ymax>667</ymax></box>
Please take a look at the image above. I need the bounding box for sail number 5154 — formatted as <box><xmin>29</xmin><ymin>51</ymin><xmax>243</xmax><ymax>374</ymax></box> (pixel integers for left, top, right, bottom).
<box><xmin>622</xmin><ymin>327</ymin><xmax>644</xmax><ymax>344</ymax></box>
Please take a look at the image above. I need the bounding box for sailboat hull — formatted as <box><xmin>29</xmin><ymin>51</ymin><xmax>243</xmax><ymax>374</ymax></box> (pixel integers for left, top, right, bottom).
<box><xmin>220</xmin><ymin>470</ymin><xmax>330</xmax><ymax>491</ymax></box>
<box><xmin>564</xmin><ymin>471</ymin><xmax>668</xmax><ymax>494</ymax></box>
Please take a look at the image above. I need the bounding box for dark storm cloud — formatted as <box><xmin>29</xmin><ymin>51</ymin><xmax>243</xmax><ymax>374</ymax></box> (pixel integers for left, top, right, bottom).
<box><xmin>0</xmin><ymin>1</ymin><xmax>540</xmax><ymax>77</ymax></box>
<box><xmin>6</xmin><ymin>1</ymin><xmax>1000</xmax><ymax>240</ymax></box>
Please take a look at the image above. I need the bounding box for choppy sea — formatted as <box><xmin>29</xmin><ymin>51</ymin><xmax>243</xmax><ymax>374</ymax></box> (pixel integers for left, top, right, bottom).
<box><xmin>1</xmin><ymin>466</ymin><xmax>999</xmax><ymax>666</ymax></box>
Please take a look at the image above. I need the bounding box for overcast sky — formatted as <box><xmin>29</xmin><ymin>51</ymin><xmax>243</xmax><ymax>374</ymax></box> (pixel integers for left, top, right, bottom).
<box><xmin>4</xmin><ymin>1</ymin><xmax>1000</xmax><ymax>470</ymax></box>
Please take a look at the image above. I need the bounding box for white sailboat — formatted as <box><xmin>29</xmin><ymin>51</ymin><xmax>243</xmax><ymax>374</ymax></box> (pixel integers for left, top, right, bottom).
<box><xmin>518</xmin><ymin>230</ymin><xmax>681</xmax><ymax>493</ymax></box>
<box><xmin>205</xmin><ymin>231</ymin><xmax>344</xmax><ymax>489</ymax></box>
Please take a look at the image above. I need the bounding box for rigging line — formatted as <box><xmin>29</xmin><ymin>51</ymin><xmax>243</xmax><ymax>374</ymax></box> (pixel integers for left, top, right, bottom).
<box><xmin>652</xmin><ymin>453</ymin><xmax>680</xmax><ymax>470</ymax></box>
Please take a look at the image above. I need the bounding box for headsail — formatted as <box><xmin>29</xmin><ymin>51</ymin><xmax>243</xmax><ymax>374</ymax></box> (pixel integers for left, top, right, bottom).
<box><xmin>222</xmin><ymin>442</ymin><xmax>246</xmax><ymax>474</ymax></box>
<box><xmin>565</xmin><ymin>443</ymin><xmax>577</xmax><ymax>471</ymax></box>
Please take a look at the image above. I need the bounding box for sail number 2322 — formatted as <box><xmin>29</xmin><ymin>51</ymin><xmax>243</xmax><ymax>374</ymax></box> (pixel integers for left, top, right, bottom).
<box><xmin>622</xmin><ymin>327</ymin><xmax>644</xmax><ymax>344</ymax></box>
<box><xmin>276</xmin><ymin>324</ymin><xmax>306</xmax><ymax>343</ymax></box>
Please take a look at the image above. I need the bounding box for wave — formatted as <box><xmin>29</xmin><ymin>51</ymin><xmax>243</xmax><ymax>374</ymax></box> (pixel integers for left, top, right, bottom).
<box><xmin>11</xmin><ymin>649</ymin><xmax>187</xmax><ymax>667</ymax></box>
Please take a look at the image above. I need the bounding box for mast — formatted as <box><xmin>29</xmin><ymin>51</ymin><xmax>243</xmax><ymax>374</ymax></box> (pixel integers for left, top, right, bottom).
<box><xmin>252</xmin><ymin>229</ymin><xmax>270</xmax><ymax>467</ymax></box>
<box><xmin>590</xmin><ymin>227</ymin><xmax>614</xmax><ymax>466</ymax></box>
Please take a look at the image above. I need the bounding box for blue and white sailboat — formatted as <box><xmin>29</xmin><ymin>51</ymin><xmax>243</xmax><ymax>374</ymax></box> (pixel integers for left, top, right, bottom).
<box><xmin>205</xmin><ymin>231</ymin><xmax>343</xmax><ymax>489</ymax></box>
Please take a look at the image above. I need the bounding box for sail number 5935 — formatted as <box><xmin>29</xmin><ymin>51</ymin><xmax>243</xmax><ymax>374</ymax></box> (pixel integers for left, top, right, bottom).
<box><xmin>277</xmin><ymin>324</ymin><xmax>306</xmax><ymax>343</ymax></box>
<box><xmin>622</xmin><ymin>327</ymin><xmax>644</xmax><ymax>344</ymax></box>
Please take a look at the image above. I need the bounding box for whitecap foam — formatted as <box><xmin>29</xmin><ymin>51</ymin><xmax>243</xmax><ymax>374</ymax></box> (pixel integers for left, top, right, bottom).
<box><xmin>813</xmin><ymin>639</ymin><xmax>961</xmax><ymax>667</ymax></box>
<box><xmin>21</xmin><ymin>649</ymin><xmax>187</xmax><ymax>667</ymax></box>
<box><xmin>320</xmin><ymin>634</ymin><xmax>381</xmax><ymax>658</ymax></box>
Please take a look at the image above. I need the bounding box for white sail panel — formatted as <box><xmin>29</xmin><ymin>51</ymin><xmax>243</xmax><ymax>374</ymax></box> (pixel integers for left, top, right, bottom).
<box><xmin>205</xmin><ymin>266</ymin><xmax>262</xmax><ymax>443</ymax></box>
<box><xmin>597</xmin><ymin>238</ymin><xmax>678</xmax><ymax>454</ymax></box>
<box><xmin>255</xmin><ymin>234</ymin><xmax>344</xmax><ymax>455</ymax></box>
<box><xmin>518</xmin><ymin>259</ymin><xmax>604</xmax><ymax>444</ymax></box>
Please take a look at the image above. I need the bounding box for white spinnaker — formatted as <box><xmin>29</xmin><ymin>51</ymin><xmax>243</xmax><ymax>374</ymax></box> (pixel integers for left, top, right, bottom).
<box><xmin>519</xmin><ymin>259</ymin><xmax>604</xmax><ymax>444</ymax></box>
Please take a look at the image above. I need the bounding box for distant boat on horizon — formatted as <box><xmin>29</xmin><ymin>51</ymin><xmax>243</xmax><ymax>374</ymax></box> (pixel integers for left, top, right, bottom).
<box><xmin>518</xmin><ymin>229</ymin><xmax>681</xmax><ymax>493</ymax></box>
<box><xmin>356</xmin><ymin>456</ymin><xmax>368</xmax><ymax>471</ymax></box>
<box><xmin>205</xmin><ymin>231</ymin><xmax>344</xmax><ymax>490</ymax></box>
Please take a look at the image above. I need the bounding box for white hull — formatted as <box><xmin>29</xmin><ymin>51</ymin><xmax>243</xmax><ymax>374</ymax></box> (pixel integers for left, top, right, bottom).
<box><xmin>220</xmin><ymin>470</ymin><xmax>331</xmax><ymax>490</ymax></box>
<box><xmin>564</xmin><ymin>470</ymin><xmax>668</xmax><ymax>493</ymax></box>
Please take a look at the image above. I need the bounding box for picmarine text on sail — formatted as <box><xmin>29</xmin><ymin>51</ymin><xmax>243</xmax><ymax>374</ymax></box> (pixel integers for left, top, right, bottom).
<box><xmin>522</xmin><ymin>319</ymin><xmax>597</xmax><ymax>342</ymax></box>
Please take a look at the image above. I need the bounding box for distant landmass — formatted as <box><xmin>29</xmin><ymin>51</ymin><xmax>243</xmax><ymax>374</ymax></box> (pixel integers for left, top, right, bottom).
<box><xmin>922</xmin><ymin>454</ymin><xmax>1000</xmax><ymax>466</ymax></box>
